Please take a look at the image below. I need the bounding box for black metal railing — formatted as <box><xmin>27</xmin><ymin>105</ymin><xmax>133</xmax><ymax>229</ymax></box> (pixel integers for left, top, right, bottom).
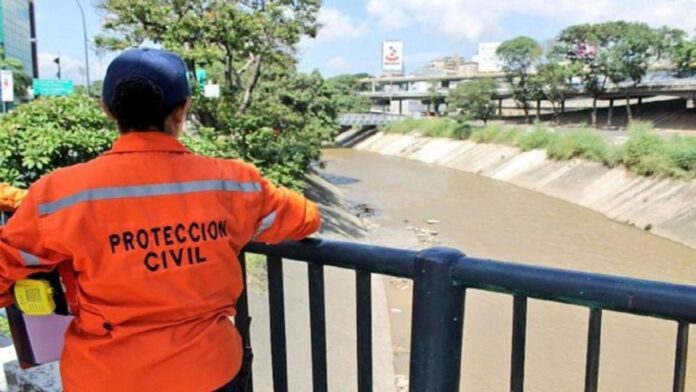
<box><xmin>238</xmin><ymin>238</ymin><xmax>696</xmax><ymax>392</ymax></box>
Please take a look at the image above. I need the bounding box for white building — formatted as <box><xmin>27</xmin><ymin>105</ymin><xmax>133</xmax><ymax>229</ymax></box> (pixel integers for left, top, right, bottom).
<box><xmin>472</xmin><ymin>42</ymin><xmax>503</xmax><ymax>73</ymax></box>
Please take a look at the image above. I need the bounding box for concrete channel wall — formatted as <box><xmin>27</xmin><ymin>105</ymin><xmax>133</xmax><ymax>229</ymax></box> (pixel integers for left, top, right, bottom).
<box><xmin>354</xmin><ymin>132</ymin><xmax>696</xmax><ymax>250</ymax></box>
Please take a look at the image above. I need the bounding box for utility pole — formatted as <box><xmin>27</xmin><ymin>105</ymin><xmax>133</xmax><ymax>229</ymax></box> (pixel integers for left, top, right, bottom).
<box><xmin>74</xmin><ymin>0</ymin><xmax>91</xmax><ymax>95</ymax></box>
<box><xmin>54</xmin><ymin>55</ymin><xmax>61</xmax><ymax>79</ymax></box>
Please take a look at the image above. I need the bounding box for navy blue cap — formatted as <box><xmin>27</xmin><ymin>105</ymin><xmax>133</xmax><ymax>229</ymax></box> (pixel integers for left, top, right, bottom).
<box><xmin>102</xmin><ymin>48</ymin><xmax>191</xmax><ymax>110</ymax></box>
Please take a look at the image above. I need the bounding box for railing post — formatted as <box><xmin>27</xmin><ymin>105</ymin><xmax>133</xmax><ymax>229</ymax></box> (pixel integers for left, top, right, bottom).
<box><xmin>409</xmin><ymin>247</ymin><xmax>466</xmax><ymax>392</ymax></box>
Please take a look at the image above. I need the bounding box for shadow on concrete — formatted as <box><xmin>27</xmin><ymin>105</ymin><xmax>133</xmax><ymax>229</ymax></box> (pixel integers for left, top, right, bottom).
<box><xmin>304</xmin><ymin>173</ymin><xmax>367</xmax><ymax>241</ymax></box>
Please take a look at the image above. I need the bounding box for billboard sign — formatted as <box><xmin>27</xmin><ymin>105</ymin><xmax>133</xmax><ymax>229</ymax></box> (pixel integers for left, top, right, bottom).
<box><xmin>382</xmin><ymin>41</ymin><xmax>404</xmax><ymax>73</ymax></box>
<box><xmin>33</xmin><ymin>79</ymin><xmax>74</xmax><ymax>97</ymax></box>
<box><xmin>1</xmin><ymin>71</ymin><xmax>14</xmax><ymax>102</ymax></box>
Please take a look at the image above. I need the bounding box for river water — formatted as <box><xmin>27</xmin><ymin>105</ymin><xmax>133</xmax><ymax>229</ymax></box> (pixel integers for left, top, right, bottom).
<box><xmin>321</xmin><ymin>148</ymin><xmax>696</xmax><ymax>392</ymax></box>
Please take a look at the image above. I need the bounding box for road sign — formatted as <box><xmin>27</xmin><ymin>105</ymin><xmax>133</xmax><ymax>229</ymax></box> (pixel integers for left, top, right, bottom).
<box><xmin>1</xmin><ymin>71</ymin><xmax>14</xmax><ymax>102</ymax></box>
<box><xmin>33</xmin><ymin>79</ymin><xmax>74</xmax><ymax>97</ymax></box>
<box><xmin>204</xmin><ymin>84</ymin><xmax>221</xmax><ymax>99</ymax></box>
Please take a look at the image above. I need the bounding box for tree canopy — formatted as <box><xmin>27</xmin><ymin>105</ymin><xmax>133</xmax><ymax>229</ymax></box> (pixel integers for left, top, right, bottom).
<box><xmin>447</xmin><ymin>78</ymin><xmax>498</xmax><ymax>124</ymax></box>
<box><xmin>496</xmin><ymin>36</ymin><xmax>542</xmax><ymax>122</ymax></box>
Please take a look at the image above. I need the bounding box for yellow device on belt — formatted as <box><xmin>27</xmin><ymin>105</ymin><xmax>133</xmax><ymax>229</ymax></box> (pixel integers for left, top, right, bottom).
<box><xmin>13</xmin><ymin>279</ymin><xmax>57</xmax><ymax>316</ymax></box>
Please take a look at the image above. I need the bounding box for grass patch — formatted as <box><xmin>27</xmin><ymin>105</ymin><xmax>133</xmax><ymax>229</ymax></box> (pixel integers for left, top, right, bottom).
<box><xmin>516</xmin><ymin>124</ymin><xmax>558</xmax><ymax>151</ymax></box>
<box><xmin>383</xmin><ymin>118</ymin><xmax>470</xmax><ymax>139</ymax></box>
<box><xmin>547</xmin><ymin>129</ymin><xmax>618</xmax><ymax>166</ymax></box>
<box><xmin>381</xmin><ymin>118</ymin><xmax>696</xmax><ymax>180</ymax></box>
<box><xmin>469</xmin><ymin>124</ymin><xmax>521</xmax><ymax>145</ymax></box>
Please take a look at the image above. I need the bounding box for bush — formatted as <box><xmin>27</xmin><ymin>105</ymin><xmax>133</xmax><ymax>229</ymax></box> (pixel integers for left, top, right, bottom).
<box><xmin>547</xmin><ymin>129</ymin><xmax>617</xmax><ymax>165</ymax></box>
<box><xmin>470</xmin><ymin>124</ymin><xmax>521</xmax><ymax>145</ymax></box>
<box><xmin>383</xmin><ymin>118</ymin><xmax>470</xmax><ymax>139</ymax></box>
<box><xmin>665</xmin><ymin>136</ymin><xmax>696</xmax><ymax>174</ymax></box>
<box><xmin>516</xmin><ymin>126</ymin><xmax>558</xmax><ymax>151</ymax></box>
<box><xmin>0</xmin><ymin>95</ymin><xmax>117</xmax><ymax>187</ymax></box>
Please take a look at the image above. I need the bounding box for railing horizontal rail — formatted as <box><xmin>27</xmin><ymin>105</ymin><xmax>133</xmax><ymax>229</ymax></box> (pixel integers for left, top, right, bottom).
<box><xmin>244</xmin><ymin>239</ymin><xmax>416</xmax><ymax>278</ymax></box>
<box><xmin>452</xmin><ymin>256</ymin><xmax>696</xmax><ymax>322</ymax></box>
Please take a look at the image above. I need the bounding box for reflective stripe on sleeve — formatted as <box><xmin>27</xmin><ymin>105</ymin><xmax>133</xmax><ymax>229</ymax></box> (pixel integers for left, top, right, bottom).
<box><xmin>38</xmin><ymin>180</ymin><xmax>262</xmax><ymax>216</ymax></box>
<box><xmin>254</xmin><ymin>211</ymin><xmax>277</xmax><ymax>238</ymax></box>
<box><xmin>19</xmin><ymin>250</ymin><xmax>41</xmax><ymax>266</ymax></box>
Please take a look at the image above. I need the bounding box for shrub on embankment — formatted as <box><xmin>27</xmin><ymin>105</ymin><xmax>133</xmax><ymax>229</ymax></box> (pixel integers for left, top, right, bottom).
<box><xmin>382</xmin><ymin>118</ymin><xmax>696</xmax><ymax>180</ymax></box>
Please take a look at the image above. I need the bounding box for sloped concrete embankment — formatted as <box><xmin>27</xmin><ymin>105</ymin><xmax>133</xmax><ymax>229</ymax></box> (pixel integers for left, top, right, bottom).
<box><xmin>354</xmin><ymin>132</ymin><xmax>696</xmax><ymax>250</ymax></box>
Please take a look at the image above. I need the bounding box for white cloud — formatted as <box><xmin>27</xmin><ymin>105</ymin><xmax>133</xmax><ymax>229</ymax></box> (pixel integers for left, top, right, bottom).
<box><xmin>326</xmin><ymin>56</ymin><xmax>351</xmax><ymax>74</ymax></box>
<box><xmin>318</xmin><ymin>7</ymin><xmax>370</xmax><ymax>41</ymax></box>
<box><xmin>366</xmin><ymin>0</ymin><xmax>696</xmax><ymax>42</ymax></box>
<box><xmin>302</xmin><ymin>7</ymin><xmax>370</xmax><ymax>50</ymax></box>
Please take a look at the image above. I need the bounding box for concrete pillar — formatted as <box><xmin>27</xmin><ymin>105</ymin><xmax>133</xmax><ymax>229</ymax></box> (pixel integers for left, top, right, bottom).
<box><xmin>498</xmin><ymin>99</ymin><xmax>503</xmax><ymax>116</ymax></box>
<box><xmin>561</xmin><ymin>100</ymin><xmax>565</xmax><ymax>114</ymax></box>
<box><xmin>536</xmin><ymin>99</ymin><xmax>541</xmax><ymax>121</ymax></box>
<box><xmin>399</xmin><ymin>100</ymin><xmax>403</xmax><ymax>115</ymax></box>
<box><xmin>371</xmin><ymin>81</ymin><xmax>376</xmax><ymax>93</ymax></box>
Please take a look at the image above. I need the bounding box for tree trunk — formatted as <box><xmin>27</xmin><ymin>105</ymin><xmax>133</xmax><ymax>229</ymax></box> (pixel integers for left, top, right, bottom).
<box><xmin>626</xmin><ymin>93</ymin><xmax>633</xmax><ymax>123</ymax></box>
<box><xmin>591</xmin><ymin>96</ymin><xmax>598</xmax><ymax>127</ymax></box>
<box><xmin>524</xmin><ymin>105</ymin><xmax>530</xmax><ymax>123</ymax></box>
<box><xmin>536</xmin><ymin>99</ymin><xmax>541</xmax><ymax>122</ymax></box>
<box><xmin>240</xmin><ymin>55</ymin><xmax>263</xmax><ymax>114</ymax></box>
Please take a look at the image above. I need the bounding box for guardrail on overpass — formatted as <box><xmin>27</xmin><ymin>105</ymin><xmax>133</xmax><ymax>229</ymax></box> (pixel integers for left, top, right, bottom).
<box><xmin>239</xmin><ymin>238</ymin><xmax>695</xmax><ymax>392</ymax></box>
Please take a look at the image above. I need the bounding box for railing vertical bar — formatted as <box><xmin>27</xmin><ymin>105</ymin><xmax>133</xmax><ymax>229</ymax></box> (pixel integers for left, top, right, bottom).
<box><xmin>356</xmin><ymin>270</ymin><xmax>373</xmax><ymax>392</ymax></box>
<box><xmin>267</xmin><ymin>255</ymin><xmax>288</xmax><ymax>392</ymax></box>
<box><xmin>409</xmin><ymin>249</ymin><xmax>466</xmax><ymax>392</ymax></box>
<box><xmin>510</xmin><ymin>295</ymin><xmax>527</xmax><ymax>392</ymax></box>
<box><xmin>673</xmin><ymin>321</ymin><xmax>690</xmax><ymax>392</ymax></box>
<box><xmin>308</xmin><ymin>263</ymin><xmax>328</xmax><ymax>392</ymax></box>
<box><xmin>584</xmin><ymin>308</ymin><xmax>602</xmax><ymax>392</ymax></box>
<box><xmin>237</xmin><ymin>252</ymin><xmax>254</xmax><ymax>392</ymax></box>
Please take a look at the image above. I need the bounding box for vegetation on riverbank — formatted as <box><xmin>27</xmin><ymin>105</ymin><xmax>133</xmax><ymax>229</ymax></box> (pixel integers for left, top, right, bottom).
<box><xmin>383</xmin><ymin>118</ymin><xmax>696</xmax><ymax>180</ymax></box>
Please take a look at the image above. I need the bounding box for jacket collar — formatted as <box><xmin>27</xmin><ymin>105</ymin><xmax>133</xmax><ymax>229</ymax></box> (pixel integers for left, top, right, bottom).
<box><xmin>105</xmin><ymin>131</ymin><xmax>190</xmax><ymax>155</ymax></box>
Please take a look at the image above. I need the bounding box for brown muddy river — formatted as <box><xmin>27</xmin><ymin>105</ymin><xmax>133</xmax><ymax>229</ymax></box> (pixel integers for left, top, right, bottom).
<box><xmin>321</xmin><ymin>148</ymin><xmax>696</xmax><ymax>392</ymax></box>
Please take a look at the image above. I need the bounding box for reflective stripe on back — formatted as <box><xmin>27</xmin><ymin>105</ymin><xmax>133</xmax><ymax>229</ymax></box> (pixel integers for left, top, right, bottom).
<box><xmin>254</xmin><ymin>211</ymin><xmax>278</xmax><ymax>238</ymax></box>
<box><xmin>19</xmin><ymin>250</ymin><xmax>41</xmax><ymax>266</ymax></box>
<box><xmin>38</xmin><ymin>180</ymin><xmax>261</xmax><ymax>216</ymax></box>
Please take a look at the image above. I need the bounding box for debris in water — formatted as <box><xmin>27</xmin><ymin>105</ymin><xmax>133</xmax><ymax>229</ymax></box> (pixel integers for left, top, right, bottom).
<box><xmin>426</xmin><ymin>219</ymin><xmax>440</xmax><ymax>225</ymax></box>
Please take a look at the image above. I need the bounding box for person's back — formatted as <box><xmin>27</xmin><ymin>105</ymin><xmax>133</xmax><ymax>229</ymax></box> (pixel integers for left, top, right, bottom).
<box><xmin>0</xmin><ymin>48</ymin><xmax>320</xmax><ymax>391</ymax></box>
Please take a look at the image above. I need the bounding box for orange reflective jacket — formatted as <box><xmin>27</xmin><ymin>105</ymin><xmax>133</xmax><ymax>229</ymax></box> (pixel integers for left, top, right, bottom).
<box><xmin>0</xmin><ymin>131</ymin><xmax>321</xmax><ymax>391</ymax></box>
<box><xmin>0</xmin><ymin>184</ymin><xmax>27</xmax><ymax>212</ymax></box>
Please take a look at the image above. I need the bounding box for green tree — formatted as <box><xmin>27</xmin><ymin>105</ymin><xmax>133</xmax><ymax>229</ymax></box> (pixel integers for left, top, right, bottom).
<box><xmin>427</xmin><ymin>82</ymin><xmax>441</xmax><ymax>116</ymax></box>
<box><xmin>496</xmin><ymin>36</ymin><xmax>542</xmax><ymax>123</ymax></box>
<box><xmin>535</xmin><ymin>59</ymin><xmax>578</xmax><ymax>124</ymax></box>
<box><xmin>0</xmin><ymin>47</ymin><xmax>31</xmax><ymax>101</ymax></box>
<box><xmin>96</xmin><ymin>0</ymin><xmax>321</xmax><ymax>117</ymax></box>
<box><xmin>447</xmin><ymin>78</ymin><xmax>497</xmax><ymax>124</ymax></box>
<box><xmin>604</xmin><ymin>22</ymin><xmax>662</xmax><ymax>123</ymax></box>
<box><xmin>557</xmin><ymin>23</ymin><xmax>616</xmax><ymax>127</ymax></box>
<box><xmin>672</xmin><ymin>39</ymin><xmax>696</xmax><ymax>77</ymax></box>
<box><xmin>324</xmin><ymin>74</ymin><xmax>372</xmax><ymax>113</ymax></box>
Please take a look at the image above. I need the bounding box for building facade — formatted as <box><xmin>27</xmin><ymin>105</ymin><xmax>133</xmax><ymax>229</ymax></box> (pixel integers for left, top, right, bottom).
<box><xmin>0</xmin><ymin>0</ymin><xmax>35</xmax><ymax>78</ymax></box>
<box><xmin>472</xmin><ymin>42</ymin><xmax>503</xmax><ymax>73</ymax></box>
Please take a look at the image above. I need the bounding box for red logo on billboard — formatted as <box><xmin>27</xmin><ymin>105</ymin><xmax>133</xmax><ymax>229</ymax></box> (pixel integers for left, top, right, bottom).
<box><xmin>385</xmin><ymin>45</ymin><xmax>400</xmax><ymax>63</ymax></box>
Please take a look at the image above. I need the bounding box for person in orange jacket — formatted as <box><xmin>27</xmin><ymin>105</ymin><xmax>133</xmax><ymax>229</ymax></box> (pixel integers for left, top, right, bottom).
<box><xmin>0</xmin><ymin>48</ymin><xmax>321</xmax><ymax>392</ymax></box>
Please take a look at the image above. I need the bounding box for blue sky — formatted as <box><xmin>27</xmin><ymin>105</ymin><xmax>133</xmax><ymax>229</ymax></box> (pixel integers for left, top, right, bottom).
<box><xmin>34</xmin><ymin>0</ymin><xmax>696</xmax><ymax>83</ymax></box>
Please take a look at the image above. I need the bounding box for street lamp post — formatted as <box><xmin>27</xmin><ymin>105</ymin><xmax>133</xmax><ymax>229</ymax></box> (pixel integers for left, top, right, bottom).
<box><xmin>73</xmin><ymin>0</ymin><xmax>91</xmax><ymax>95</ymax></box>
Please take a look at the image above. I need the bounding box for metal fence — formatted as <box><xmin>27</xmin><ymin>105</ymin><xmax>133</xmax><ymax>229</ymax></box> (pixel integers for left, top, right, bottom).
<box><xmin>239</xmin><ymin>238</ymin><xmax>695</xmax><ymax>392</ymax></box>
